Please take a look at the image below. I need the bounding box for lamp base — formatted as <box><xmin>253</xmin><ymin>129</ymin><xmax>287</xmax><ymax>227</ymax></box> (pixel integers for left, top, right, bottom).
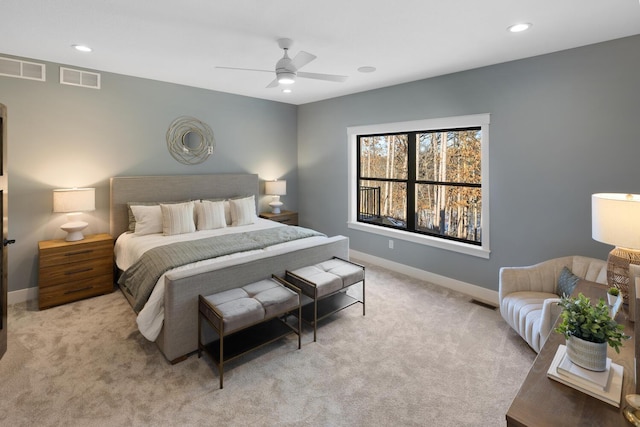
<box><xmin>607</xmin><ymin>247</ymin><xmax>640</xmax><ymax>305</ymax></box>
<box><xmin>269</xmin><ymin>196</ymin><xmax>283</xmax><ymax>214</ymax></box>
<box><xmin>61</xmin><ymin>220</ymin><xmax>88</xmax><ymax>242</ymax></box>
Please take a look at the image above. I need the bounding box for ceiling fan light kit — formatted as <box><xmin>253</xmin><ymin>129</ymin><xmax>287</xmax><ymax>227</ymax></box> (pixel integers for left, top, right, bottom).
<box><xmin>216</xmin><ymin>38</ymin><xmax>348</xmax><ymax>89</ymax></box>
<box><xmin>277</xmin><ymin>71</ymin><xmax>296</xmax><ymax>84</ymax></box>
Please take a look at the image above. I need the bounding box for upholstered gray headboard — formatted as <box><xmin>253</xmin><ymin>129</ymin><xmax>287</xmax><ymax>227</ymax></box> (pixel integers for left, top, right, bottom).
<box><xmin>109</xmin><ymin>174</ymin><xmax>259</xmax><ymax>238</ymax></box>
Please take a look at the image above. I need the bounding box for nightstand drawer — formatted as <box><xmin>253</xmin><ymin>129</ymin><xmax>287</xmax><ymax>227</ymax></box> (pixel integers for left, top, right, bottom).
<box><xmin>39</xmin><ymin>241</ymin><xmax>113</xmax><ymax>268</ymax></box>
<box><xmin>38</xmin><ymin>256</ymin><xmax>113</xmax><ymax>288</ymax></box>
<box><xmin>259</xmin><ymin>211</ymin><xmax>299</xmax><ymax>226</ymax></box>
<box><xmin>275</xmin><ymin>213</ymin><xmax>298</xmax><ymax>225</ymax></box>
<box><xmin>38</xmin><ymin>274</ymin><xmax>114</xmax><ymax>309</ymax></box>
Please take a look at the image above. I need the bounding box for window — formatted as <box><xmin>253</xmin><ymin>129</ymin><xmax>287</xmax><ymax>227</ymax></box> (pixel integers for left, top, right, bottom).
<box><xmin>347</xmin><ymin>114</ymin><xmax>490</xmax><ymax>258</ymax></box>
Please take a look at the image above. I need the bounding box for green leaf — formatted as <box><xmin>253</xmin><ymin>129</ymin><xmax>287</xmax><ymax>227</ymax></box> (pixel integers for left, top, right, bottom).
<box><xmin>554</xmin><ymin>292</ymin><xmax>630</xmax><ymax>349</ymax></box>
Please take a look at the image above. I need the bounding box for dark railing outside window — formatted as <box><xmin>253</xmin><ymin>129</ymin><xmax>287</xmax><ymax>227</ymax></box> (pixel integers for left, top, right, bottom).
<box><xmin>359</xmin><ymin>186</ymin><xmax>380</xmax><ymax>220</ymax></box>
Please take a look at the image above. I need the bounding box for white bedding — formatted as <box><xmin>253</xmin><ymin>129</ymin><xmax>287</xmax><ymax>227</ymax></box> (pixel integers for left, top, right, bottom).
<box><xmin>115</xmin><ymin>218</ymin><xmax>333</xmax><ymax>341</ymax></box>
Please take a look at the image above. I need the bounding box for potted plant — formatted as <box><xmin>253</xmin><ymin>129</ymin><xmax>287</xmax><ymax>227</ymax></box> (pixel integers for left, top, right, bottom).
<box><xmin>555</xmin><ymin>293</ymin><xmax>629</xmax><ymax>371</ymax></box>
<box><xmin>607</xmin><ymin>287</ymin><xmax>620</xmax><ymax>306</ymax></box>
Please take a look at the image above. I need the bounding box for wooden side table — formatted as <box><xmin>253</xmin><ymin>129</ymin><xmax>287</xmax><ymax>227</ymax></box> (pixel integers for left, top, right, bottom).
<box><xmin>506</xmin><ymin>280</ymin><xmax>635</xmax><ymax>426</ymax></box>
<box><xmin>259</xmin><ymin>210</ymin><xmax>298</xmax><ymax>226</ymax></box>
<box><xmin>38</xmin><ymin>233</ymin><xmax>114</xmax><ymax>310</ymax></box>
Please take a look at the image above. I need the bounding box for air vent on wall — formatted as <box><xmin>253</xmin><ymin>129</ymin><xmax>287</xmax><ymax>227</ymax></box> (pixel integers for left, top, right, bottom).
<box><xmin>60</xmin><ymin>67</ymin><xmax>101</xmax><ymax>89</ymax></box>
<box><xmin>0</xmin><ymin>57</ymin><xmax>45</xmax><ymax>81</ymax></box>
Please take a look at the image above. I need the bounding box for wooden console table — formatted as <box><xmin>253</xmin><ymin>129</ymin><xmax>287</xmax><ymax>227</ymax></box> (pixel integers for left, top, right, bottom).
<box><xmin>506</xmin><ymin>280</ymin><xmax>636</xmax><ymax>426</ymax></box>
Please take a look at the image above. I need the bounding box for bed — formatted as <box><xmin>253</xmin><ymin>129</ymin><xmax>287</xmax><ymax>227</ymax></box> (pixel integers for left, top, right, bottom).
<box><xmin>110</xmin><ymin>174</ymin><xmax>349</xmax><ymax>363</ymax></box>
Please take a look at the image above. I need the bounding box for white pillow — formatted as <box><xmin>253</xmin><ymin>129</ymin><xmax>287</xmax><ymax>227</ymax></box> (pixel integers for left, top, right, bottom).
<box><xmin>131</xmin><ymin>205</ymin><xmax>163</xmax><ymax>235</ymax></box>
<box><xmin>200</xmin><ymin>198</ymin><xmax>231</xmax><ymax>225</ymax></box>
<box><xmin>195</xmin><ymin>200</ymin><xmax>227</xmax><ymax>231</ymax></box>
<box><xmin>229</xmin><ymin>195</ymin><xmax>256</xmax><ymax>226</ymax></box>
<box><xmin>161</xmin><ymin>202</ymin><xmax>196</xmax><ymax>236</ymax></box>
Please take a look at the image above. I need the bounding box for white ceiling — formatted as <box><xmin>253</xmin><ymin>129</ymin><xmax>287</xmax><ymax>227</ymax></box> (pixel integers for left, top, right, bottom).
<box><xmin>1</xmin><ymin>1</ymin><xmax>639</xmax><ymax>105</ymax></box>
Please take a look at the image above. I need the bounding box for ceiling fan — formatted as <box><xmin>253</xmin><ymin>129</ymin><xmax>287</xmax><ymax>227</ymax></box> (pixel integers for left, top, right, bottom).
<box><xmin>216</xmin><ymin>38</ymin><xmax>348</xmax><ymax>88</ymax></box>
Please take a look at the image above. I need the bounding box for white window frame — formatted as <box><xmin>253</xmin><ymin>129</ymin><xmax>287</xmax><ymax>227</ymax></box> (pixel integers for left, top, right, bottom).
<box><xmin>347</xmin><ymin>113</ymin><xmax>491</xmax><ymax>259</ymax></box>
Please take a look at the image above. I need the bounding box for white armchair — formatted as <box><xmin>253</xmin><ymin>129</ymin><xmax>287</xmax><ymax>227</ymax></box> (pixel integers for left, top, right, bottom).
<box><xmin>499</xmin><ymin>255</ymin><xmax>607</xmax><ymax>353</ymax></box>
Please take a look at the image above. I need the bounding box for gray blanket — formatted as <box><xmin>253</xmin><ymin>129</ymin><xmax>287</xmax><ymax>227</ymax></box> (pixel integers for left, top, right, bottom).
<box><xmin>119</xmin><ymin>226</ymin><xmax>326</xmax><ymax>311</ymax></box>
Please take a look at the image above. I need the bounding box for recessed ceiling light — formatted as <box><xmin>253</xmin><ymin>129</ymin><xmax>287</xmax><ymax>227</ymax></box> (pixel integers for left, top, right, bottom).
<box><xmin>508</xmin><ymin>23</ymin><xmax>532</xmax><ymax>33</ymax></box>
<box><xmin>72</xmin><ymin>44</ymin><xmax>92</xmax><ymax>53</ymax></box>
<box><xmin>282</xmin><ymin>88</ymin><xmax>292</xmax><ymax>94</ymax></box>
<box><xmin>358</xmin><ymin>66</ymin><xmax>377</xmax><ymax>73</ymax></box>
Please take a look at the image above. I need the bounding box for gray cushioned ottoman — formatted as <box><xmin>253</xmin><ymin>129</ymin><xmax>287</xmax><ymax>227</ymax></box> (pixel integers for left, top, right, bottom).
<box><xmin>198</xmin><ymin>275</ymin><xmax>301</xmax><ymax>389</ymax></box>
<box><xmin>285</xmin><ymin>256</ymin><xmax>365</xmax><ymax>342</ymax></box>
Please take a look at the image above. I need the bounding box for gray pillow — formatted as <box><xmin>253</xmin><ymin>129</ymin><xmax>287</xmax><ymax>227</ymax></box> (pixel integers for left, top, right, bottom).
<box><xmin>557</xmin><ymin>266</ymin><xmax>580</xmax><ymax>297</ymax></box>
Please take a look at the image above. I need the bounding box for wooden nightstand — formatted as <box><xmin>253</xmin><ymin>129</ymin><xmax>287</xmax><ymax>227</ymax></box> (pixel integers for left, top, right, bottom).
<box><xmin>38</xmin><ymin>233</ymin><xmax>114</xmax><ymax>310</ymax></box>
<box><xmin>259</xmin><ymin>210</ymin><xmax>298</xmax><ymax>226</ymax></box>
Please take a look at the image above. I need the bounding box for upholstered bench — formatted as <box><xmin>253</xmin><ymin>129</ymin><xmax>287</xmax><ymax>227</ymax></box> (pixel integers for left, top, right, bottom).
<box><xmin>198</xmin><ymin>275</ymin><xmax>302</xmax><ymax>389</ymax></box>
<box><xmin>285</xmin><ymin>257</ymin><xmax>365</xmax><ymax>342</ymax></box>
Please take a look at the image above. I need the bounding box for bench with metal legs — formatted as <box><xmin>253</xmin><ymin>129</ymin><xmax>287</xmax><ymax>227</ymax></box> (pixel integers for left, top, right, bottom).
<box><xmin>285</xmin><ymin>257</ymin><xmax>365</xmax><ymax>342</ymax></box>
<box><xmin>198</xmin><ymin>275</ymin><xmax>301</xmax><ymax>389</ymax></box>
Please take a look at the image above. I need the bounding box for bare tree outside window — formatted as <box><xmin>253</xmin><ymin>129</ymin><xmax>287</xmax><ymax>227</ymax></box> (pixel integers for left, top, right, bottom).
<box><xmin>358</xmin><ymin>127</ymin><xmax>482</xmax><ymax>245</ymax></box>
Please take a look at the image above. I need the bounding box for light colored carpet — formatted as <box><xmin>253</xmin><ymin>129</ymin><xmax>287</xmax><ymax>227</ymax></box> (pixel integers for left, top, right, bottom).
<box><xmin>0</xmin><ymin>261</ymin><xmax>534</xmax><ymax>426</ymax></box>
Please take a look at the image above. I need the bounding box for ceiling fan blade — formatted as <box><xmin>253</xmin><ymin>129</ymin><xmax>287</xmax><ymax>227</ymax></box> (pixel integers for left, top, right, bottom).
<box><xmin>266</xmin><ymin>78</ymin><xmax>279</xmax><ymax>88</ymax></box>
<box><xmin>215</xmin><ymin>66</ymin><xmax>273</xmax><ymax>74</ymax></box>
<box><xmin>297</xmin><ymin>71</ymin><xmax>348</xmax><ymax>82</ymax></box>
<box><xmin>290</xmin><ymin>51</ymin><xmax>316</xmax><ymax>71</ymax></box>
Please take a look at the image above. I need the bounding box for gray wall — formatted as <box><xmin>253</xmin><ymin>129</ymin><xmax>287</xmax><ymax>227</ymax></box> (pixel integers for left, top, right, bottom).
<box><xmin>297</xmin><ymin>35</ymin><xmax>640</xmax><ymax>292</ymax></box>
<box><xmin>0</xmin><ymin>56</ymin><xmax>297</xmax><ymax>293</ymax></box>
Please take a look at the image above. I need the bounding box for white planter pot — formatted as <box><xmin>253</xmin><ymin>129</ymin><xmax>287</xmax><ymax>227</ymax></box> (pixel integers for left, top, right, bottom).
<box><xmin>566</xmin><ymin>336</ymin><xmax>607</xmax><ymax>371</ymax></box>
<box><xmin>607</xmin><ymin>293</ymin><xmax>619</xmax><ymax>306</ymax></box>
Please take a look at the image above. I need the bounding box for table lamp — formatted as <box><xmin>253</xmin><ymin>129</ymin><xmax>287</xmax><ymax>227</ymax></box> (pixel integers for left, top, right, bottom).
<box><xmin>265</xmin><ymin>180</ymin><xmax>286</xmax><ymax>214</ymax></box>
<box><xmin>592</xmin><ymin>193</ymin><xmax>640</xmax><ymax>304</ymax></box>
<box><xmin>53</xmin><ymin>187</ymin><xmax>95</xmax><ymax>241</ymax></box>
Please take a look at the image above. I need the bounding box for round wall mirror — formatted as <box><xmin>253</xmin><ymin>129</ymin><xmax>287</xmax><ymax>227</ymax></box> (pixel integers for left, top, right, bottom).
<box><xmin>166</xmin><ymin>116</ymin><xmax>215</xmax><ymax>165</ymax></box>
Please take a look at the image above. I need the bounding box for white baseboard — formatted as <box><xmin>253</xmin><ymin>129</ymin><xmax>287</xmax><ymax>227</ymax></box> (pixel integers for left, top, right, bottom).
<box><xmin>349</xmin><ymin>249</ymin><xmax>499</xmax><ymax>307</ymax></box>
<box><xmin>8</xmin><ymin>286</ymin><xmax>37</xmax><ymax>305</ymax></box>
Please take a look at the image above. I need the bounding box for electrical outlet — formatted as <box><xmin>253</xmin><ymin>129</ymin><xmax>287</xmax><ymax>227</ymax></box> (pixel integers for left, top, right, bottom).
<box><xmin>389</xmin><ymin>239</ymin><xmax>394</xmax><ymax>249</ymax></box>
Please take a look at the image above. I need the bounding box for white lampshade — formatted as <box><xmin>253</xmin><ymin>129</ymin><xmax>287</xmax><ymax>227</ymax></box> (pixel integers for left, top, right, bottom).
<box><xmin>265</xmin><ymin>180</ymin><xmax>286</xmax><ymax>214</ymax></box>
<box><xmin>53</xmin><ymin>188</ymin><xmax>95</xmax><ymax>213</ymax></box>
<box><xmin>265</xmin><ymin>180</ymin><xmax>287</xmax><ymax>196</ymax></box>
<box><xmin>53</xmin><ymin>188</ymin><xmax>95</xmax><ymax>241</ymax></box>
<box><xmin>592</xmin><ymin>193</ymin><xmax>640</xmax><ymax>250</ymax></box>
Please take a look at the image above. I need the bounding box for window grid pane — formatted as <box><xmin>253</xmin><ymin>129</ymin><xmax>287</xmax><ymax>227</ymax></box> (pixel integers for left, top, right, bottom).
<box><xmin>417</xmin><ymin>129</ymin><xmax>481</xmax><ymax>184</ymax></box>
<box><xmin>416</xmin><ymin>184</ymin><xmax>481</xmax><ymax>242</ymax></box>
<box><xmin>358</xmin><ymin>179</ymin><xmax>407</xmax><ymax>229</ymax></box>
<box><xmin>359</xmin><ymin>134</ymin><xmax>408</xmax><ymax>180</ymax></box>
